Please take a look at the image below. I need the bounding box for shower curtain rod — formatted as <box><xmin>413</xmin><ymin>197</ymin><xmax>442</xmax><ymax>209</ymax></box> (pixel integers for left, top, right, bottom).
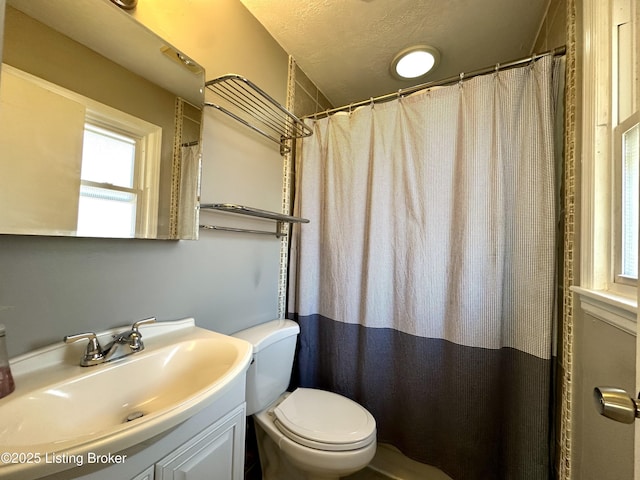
<box><xmin>306</xmin><ymin>46</ymin><xmax>566</xmax><ymax>120</ymax></box>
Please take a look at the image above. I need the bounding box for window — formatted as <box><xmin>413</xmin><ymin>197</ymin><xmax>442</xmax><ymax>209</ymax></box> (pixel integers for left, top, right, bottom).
<box><xmin>578</xmin><ymin>0</ymin><xmax>638</xmax><ymax>304</ymax></box>
<box><xmin>610</xmin><ymin>0</ymin><xmax>638</xmax><ymax>292</ymax></box>
<box><xmin>75</xmin><ymin>109</ymin><xmax>162</xmax><ymax>238</ymax></box>
<box><xmin>616</xmin><ymin>117</ymin><xmax>639</xmax><ymax>283</ymax></box>
<box><xmin>76</xmin><ymin>124</ymin><xmax>142</xmax><ymax>238</ymax></box>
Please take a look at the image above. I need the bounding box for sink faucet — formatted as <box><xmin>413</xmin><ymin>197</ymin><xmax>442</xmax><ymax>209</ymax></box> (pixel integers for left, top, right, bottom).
<box><xmin>64</xmin><ymin>317</ymin><xmax>156</xmax><ymax>367</ymax></box>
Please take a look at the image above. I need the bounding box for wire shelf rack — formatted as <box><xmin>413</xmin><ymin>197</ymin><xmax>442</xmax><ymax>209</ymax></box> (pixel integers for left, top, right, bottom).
<box><xmin>204</xmin><ymin>74</ymin><xmax>312</xmax><ymax>154</ymax></box>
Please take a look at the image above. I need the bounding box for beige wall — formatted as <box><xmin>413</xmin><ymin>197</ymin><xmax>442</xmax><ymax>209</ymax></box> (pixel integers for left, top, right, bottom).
<box><xmin>3</xmin><ymin>6</ymin><xmax>176</xmax><ymax>127</ymax></box>
<box><xmin>0</xmin><ymin>1</ymin><xmax>4</xmax><ymax>70</ymax></box>
<box><xmin>292</xmin><ymin>63</ymin><xmax>333</xmax><ymax>118</ymax></box>
<box><xmin>0</xmin><ymin>69</ymin><xmax>84</xmax><ymax>234</ymax></box>
<box><xmin>534</xmin><ymin>0</ymin><xmax>567</xmax><ymax>52</ymax></box>
<box><xmin>132</xmin><ymin>0</ymin><xmax>288</xmax><ymax>103</ymax></box>
<box><xmin>132</xmin><ymin>0</ymin><xmax>288</xmax><ymax>216</ymax></box>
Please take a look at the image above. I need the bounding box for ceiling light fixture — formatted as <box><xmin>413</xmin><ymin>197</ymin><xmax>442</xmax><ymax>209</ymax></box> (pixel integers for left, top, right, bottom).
<box><xmin>390</xmin><ymin>45</ymin><xmax>440</xmax><ymax>80</ymax></box>
<box><xmin>110</xmin><ymin>0</ymin><xmax>137</xmax><ymax>9</ymax></box>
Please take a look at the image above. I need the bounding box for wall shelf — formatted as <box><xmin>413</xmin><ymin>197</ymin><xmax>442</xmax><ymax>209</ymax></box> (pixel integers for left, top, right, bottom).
<box><xmin>204</xmin><ymin>74</ymin><xmax>312</xmax><ymax>154</ymax></box>
<box><xmin>200</xmin><ymin>203</ymin><xmax>309</xmax><ymax>238</ymax></box>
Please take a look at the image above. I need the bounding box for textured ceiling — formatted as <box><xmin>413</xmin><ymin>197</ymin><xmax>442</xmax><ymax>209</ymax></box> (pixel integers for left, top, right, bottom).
<box><xmin>239</xmin><ymin>0</ymin><xmax>550</xmax><ymax>108</ymax></box>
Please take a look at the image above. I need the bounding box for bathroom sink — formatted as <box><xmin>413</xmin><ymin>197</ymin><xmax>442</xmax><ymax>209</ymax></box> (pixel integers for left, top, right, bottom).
<box><xmin>0</xmin><ymin>318</ymin><xmax>252</xmax><ymax>480</ymax></box>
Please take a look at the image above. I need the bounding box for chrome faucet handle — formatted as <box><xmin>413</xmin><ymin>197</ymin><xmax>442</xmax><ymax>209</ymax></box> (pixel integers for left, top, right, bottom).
<box><xmin>127</xmin><ymin>317</ymin><xmax>156</xmax><ymax>351</ymax></box>
<box><xmin>64</xmin><ymin>332</ymin><xmax>104</xmax><ymax>366</ymax></box>
<box><xmin>131</xmin><ymin>317</ymin><xmax>156</xmax><ymax>332</ymax></box>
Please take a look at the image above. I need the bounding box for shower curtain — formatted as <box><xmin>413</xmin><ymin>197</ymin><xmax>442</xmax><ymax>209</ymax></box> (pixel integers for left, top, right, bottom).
<box><xmin>177</xmin><ymin>144</ymin><xmax>201</xmax><ymax>238</ymax></box>
<box><xmin>288</xmin><ymin>56</ymin><xmax>563</xmax><ymax>480</ymax></box>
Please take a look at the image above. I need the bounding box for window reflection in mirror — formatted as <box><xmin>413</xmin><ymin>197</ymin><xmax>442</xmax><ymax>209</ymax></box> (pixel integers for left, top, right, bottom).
<box><xmin>78</xmin><ymin>125</ymin><xmax>143</xmax><ymax>238</ymax></box>
<box><xmin>0</xmin><ymin>0</ymin><xmax>204</xmax><ymax>239</ymax></box>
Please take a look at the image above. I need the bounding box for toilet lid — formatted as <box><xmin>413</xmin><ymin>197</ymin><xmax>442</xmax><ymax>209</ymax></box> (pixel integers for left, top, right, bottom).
<box><xmin>273</xmin><ymin>388</ymin><xmax>376</xmax><ymax>452</ymax></box>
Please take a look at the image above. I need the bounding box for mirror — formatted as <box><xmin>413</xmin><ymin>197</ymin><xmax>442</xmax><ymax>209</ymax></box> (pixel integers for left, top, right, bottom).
<box><xmin>0</xmin><ymin>0</ymin><xmax>204</xmax><ymax>239</ymax></box>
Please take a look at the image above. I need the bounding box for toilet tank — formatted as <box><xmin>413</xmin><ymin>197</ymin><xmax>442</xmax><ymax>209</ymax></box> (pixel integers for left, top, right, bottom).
<box><xmin>232</xmin><ymin>319</ymin><xmax>300</xmax><ymax>415</ymax></box>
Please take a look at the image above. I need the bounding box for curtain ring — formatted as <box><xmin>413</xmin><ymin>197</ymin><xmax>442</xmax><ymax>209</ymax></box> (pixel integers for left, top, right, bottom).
<box><xmin>458</xmin><ymin>72</ymin><xmax>464</xmax><ymax>87</ymax></box>
<box><xmin>370</xmin><ymin>97</ymin><xmax>375</xmax><ymax>109</ymax></box>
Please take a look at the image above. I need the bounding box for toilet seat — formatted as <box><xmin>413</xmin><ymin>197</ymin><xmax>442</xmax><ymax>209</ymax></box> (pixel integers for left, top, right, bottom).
<box><xmin>273</xmin><ymin>388</ymin><xmax>376</xmax><ymax>452</ymax></box>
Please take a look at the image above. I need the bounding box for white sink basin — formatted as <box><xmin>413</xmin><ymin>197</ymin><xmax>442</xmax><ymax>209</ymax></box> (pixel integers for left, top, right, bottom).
<box><xmin>0</xmin><ymin>318</ymin><xmax>252</xmax><ymax>479</ymax></box>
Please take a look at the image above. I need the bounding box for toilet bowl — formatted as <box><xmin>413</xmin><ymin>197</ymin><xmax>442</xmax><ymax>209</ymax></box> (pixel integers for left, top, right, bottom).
<box><xmin>256</xmin><ymin>388</ymin><xmax>376</xmax><ymax>479</ymax></box>
<box><xmin>233</xmin><ymin>320</ymin><xmax>377</xmax><ymax>480</ymax></box>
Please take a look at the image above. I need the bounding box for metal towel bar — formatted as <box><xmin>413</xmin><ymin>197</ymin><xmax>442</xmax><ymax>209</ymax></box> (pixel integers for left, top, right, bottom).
<box><xmin>200</xmin><ymin>203</ymin><xmax>309</xmax><ymax>238</ymax></box>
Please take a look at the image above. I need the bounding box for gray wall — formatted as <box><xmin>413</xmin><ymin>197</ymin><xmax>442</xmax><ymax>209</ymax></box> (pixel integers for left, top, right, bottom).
<box><xmin>0</xmin><ymin>234</ymin><xmax>280</xmax><ymax>356</ymax></box>
<box><xmin>571</xmin><ymin>308</ymin><xmax>636</xmax><ymax>479</ymax></box>
<box><xmin>0</xmin><ymin>0</ymin><xmax>290</xmax><ymax>357</ymax></box>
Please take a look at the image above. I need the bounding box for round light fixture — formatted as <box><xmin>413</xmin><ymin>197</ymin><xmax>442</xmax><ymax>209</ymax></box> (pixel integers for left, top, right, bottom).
<box><xmin>390</xmin><ymin>45</ymin><xmax>440</xmax><ymax>80</ymax></box>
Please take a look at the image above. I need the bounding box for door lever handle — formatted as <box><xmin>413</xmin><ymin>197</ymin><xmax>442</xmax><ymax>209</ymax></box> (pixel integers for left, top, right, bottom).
<box><xmin>593</xmin><ymin>386</ymin><xmax>639</xmax><ymax>424</ymax></box>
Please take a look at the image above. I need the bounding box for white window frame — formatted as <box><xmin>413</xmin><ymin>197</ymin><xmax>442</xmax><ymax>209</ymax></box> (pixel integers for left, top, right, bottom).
<box><xmin>574</xmin><ymin>0</ymin><xmax>638</xmax><ymax>329</ymax></box>
<box><xmin>78</xmin><ymin>123</ymin><xmax>142</xmax><ymax>238</ymax></box>
<box><xmin>82</xmin><ymin>109</ymin><xmax>162</xmax><ymax>238</ymax></box>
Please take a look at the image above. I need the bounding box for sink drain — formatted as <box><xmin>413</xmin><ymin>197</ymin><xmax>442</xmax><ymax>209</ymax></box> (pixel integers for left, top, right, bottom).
<box><xmin>125</xmin><ymin>411</ymin><xmax>144</xmax><ymax>422</ymax></box>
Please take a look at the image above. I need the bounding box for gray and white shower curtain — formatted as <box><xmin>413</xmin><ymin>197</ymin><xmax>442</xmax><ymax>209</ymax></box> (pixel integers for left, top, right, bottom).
<box><xmin>288</xmin><ymin>56</ymin><xmax>563</xmax><ymax>479</ymax></box>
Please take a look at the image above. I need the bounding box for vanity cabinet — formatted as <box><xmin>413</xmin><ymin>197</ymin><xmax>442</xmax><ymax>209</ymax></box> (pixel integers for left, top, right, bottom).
<box><xmin>154</xmin><ymin>406</ymin><xmax>245</xmax><ymax>480</ymax></box>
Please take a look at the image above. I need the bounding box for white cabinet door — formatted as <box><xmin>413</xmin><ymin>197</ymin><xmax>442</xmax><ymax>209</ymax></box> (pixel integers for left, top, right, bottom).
<box><xmin>155</xmin><ymin>405</ymin><xmax>245</xmax><ymax>480</ymax></box>
<box><xmin>131</xmin><ymin>465</ymin><xmax>155</xmax><ymax>480</ymax></box>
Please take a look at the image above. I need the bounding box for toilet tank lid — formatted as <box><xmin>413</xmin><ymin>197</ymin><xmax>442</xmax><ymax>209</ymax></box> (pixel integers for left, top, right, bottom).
<box><xmin>232</xmin><ymin>319</ymin><xmax>299</xmax><ymax>352</ymax></box>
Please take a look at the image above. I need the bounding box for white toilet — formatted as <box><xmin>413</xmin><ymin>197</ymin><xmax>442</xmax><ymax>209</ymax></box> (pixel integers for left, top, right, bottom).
<box><xmin>233</xmin><ymin>319</ymin><xmax>377</xmax><ymax>480</ymax></box>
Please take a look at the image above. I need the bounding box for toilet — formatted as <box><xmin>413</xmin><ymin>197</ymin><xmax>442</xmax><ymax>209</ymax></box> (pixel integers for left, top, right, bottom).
<box><xmin>233</xmin><ymin>319</ymin><xmax>376</xmax><ymax>480</ymax></box>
